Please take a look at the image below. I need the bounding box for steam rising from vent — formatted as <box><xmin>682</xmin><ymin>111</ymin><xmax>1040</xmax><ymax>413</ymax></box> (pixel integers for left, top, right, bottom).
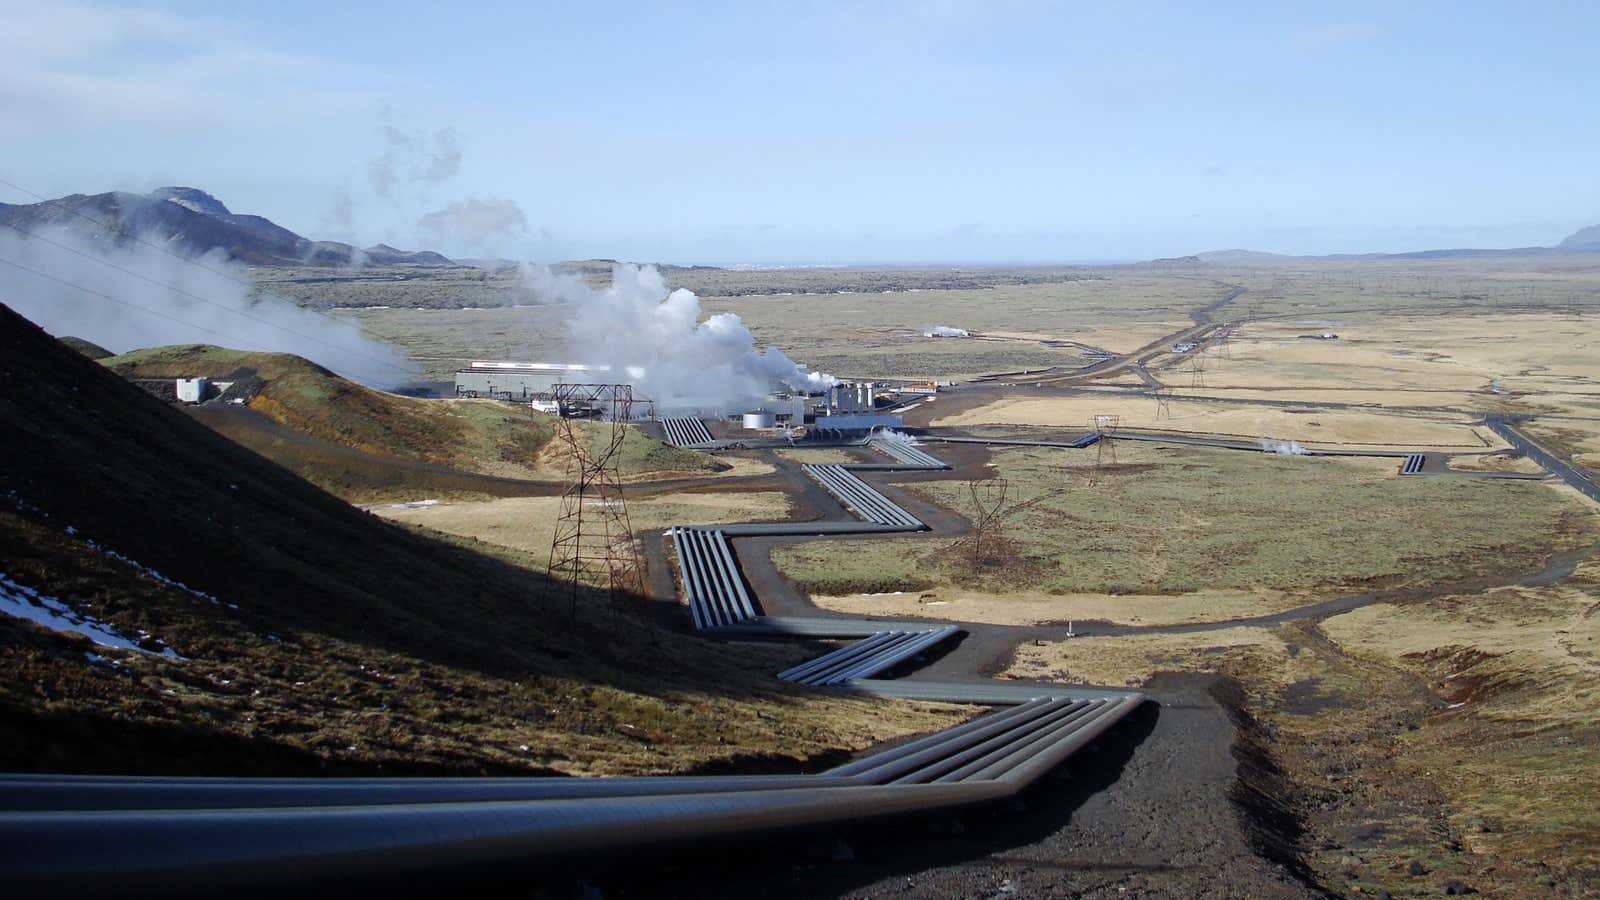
<box><xmin>521</xmin><ymin>263</ymin><xmax>836</xmax><ymax>414</ymax></box>
<box><xmin>1258</xmin><ymin>437</ymin><xmax>1310</xmax><ymax>456</ymax></box>
<box><xmin>0</xmin><ymin>227</ymin><xmax>418</xmax><ymax>389</ymax></box>
<box><xmin>872</xmin><ymin>429</ymin><xmax>919</xmax><ymax>444</ymax></box>
<box><xmin>922</xmin><ymin>325</ymin><xmax>970</xmax><ymax>338</ymax></box>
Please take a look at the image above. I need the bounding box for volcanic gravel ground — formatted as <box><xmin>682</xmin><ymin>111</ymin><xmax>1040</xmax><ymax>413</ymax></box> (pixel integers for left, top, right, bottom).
<box><xmin>550</xmin><ymin>676</ymin><xmax>1315</xmax><ymax>899</ymax></box>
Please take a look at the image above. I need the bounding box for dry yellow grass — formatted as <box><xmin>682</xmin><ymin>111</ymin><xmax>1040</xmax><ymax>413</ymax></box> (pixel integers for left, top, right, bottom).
<box><xmin>813</xmin><ymin>585</ymin><xmax>1303</xmax><ymax>628</ymax></box>
<box><xmin>1182</xmin><ymin>386</ymin><xmax>1491</xmax><ymax>407</ymax></box>
<box><xmin>1005</xmin><ymin>627</ymin><xmax>1290</xmax><ymax>688</ymax></box>
<box><xmin>1319</xmin><ymin>564</ymin><xmax>1600</xmax><ymax>866</ymax></box>
<box><xmin>1321</xmin><ymin>570</ymin><xmax>1600</xmax><ymax>729</ymax></box>
<box><xmin>1073</xmin><ymin>320</ymin><xmax>1202</xmax><ymax>352</ymax></box>
<box><xmin>935</xmin><ymin>394</ymin><xmax>1496</xmax><ymax>448</ymax></box>
<box><xmin>773</xmin><ymin>447</ymin><xmax>866</xmax><ymax>465</ymax></box>
<box><xmin>937</xmin><ymin>311</ymin><xmax>1600</xmax><ymax>454</ymax></box>
<box><xmin>1217</xmin><ymin>313</ymin><xmax>1600</xmax><ymax>393</ymax></box>
<box><xmin>700</xmin><ymin>279</ymin><xmax>1217</xmax><ymax>380</ymax></box>
<box><xmin>1443</xmin><ymin>452</ymin><xmax>1548</xmax><ymax>475</ymax></box>
<box><xmin>1007</xmin><ymin>556</ymin><xmax>1600</xmax><ymax>877</ymax></box>
<box><xmin>375</xmin><ymin>491</ymin><xmax>791</xmax><ymax>558</ymax></box>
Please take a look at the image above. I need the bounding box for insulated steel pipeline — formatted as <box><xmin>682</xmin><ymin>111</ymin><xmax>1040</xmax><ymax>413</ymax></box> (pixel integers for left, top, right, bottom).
<box><xmin>1</xmin><ymin>435</ymin><xmax>1145</xmax><ymax>896</ymax></box>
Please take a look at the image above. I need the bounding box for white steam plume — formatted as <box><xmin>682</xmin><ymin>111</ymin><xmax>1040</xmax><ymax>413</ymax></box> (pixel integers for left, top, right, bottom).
<box><xmin>367</xmin><ymin>125</ymin><xmax>462</xmax><ymax>199</ymax></box>
<box><xmin>1258</xmin><ymin>437</ymin><xmax>1310</xmax><ymax>456</ymax></box>
<box><xmin>0</xmin><ymin>226</ymin><xmax>419</xmax><ymax>389</ymax></box>
<box><xmin>922</xmin><ymin>325</ymin><xmax>970</xmax><ymax>337</ymax></box>
<box><xmin>871</xmin><ymin>428</ymin><xmax>920</xmax><ymax>444</ymax></box>
<box><xmin>419</xmin><ymin>197</ymin><xmax>529</xmax><ymax>248</ymax></box>
<box><xmin>522</xmin><ymin>263</ymin><xmax>835</xmax><ymax>414</ymax></box>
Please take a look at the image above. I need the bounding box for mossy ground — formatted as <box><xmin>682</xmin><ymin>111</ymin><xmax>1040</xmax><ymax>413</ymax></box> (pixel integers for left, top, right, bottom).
<box><xmin>775</xmin><ymin>443</ymin><xmax>1594</xmax><ymax>606</ymax></box>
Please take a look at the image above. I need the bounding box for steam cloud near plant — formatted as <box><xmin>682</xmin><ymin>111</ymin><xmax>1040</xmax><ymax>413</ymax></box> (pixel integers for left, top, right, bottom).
<box><xmin>522</xmin><ymin>262</ymin><xmax>836</xmax><ymax>414</ymax></box>
<box><xmin>1258</xmin><ymin>437</ymin><xmax>1310</xmax><ymax>456</ymax></box>
<box><xmin>0</xmin><ymin>227</ymin><xmax>418</xmax><ymax>388</ymax></box>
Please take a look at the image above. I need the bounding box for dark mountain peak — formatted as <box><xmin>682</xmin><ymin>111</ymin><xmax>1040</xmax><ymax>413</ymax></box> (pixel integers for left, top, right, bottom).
<box><xmin>1559</xmin><ymin>224</ymin><xmax>1600</xmax><ymax>251</ymax></box>
<box><xmin>0</xmin><ymin>186</ymin><xmax>455</xmax><ymax>268</ymax></box>
<box><xmin>148</xmin><ymin>186</ymin><xmax>232</xmax><ymax>217</ymax></box>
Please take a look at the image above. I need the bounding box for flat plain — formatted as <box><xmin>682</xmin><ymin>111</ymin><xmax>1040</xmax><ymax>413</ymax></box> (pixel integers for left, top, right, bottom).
<box><xmin>267</xmin><ymin>253</ymin><xmax>1600</xmax><ymax>892</ymax></box>
<box><xmin>778</xmin><ymin>443</ymin><xmax>1595</xmax><ymax>625</ymax></box>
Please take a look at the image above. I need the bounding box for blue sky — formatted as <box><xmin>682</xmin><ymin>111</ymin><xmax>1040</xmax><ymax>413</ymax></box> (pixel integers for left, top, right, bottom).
<box><xmin>3</xmin><ymin>1</ymin><xmax>1597</xmax><ymax>263</ymax></box>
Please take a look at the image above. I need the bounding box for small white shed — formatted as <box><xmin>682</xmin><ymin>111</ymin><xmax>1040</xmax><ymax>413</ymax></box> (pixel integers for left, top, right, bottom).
<box><xmin>175</xmin><ymin>378</ymin><xmax>208</xmax><ymax>403</ymax></box>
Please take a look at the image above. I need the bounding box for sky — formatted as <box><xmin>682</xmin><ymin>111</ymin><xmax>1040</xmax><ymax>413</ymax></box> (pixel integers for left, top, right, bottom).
<box><xmin>3</xmin><ymin>0</ymin><xmax>1597</xmax><ymax>264</ymax></box>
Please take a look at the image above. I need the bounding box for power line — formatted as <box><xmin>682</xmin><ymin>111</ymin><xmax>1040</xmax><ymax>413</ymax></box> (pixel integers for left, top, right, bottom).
<box><xmin>0</xmin><ymin>219</ymin><xmax>415</xmax><ymax>376</ymax></box>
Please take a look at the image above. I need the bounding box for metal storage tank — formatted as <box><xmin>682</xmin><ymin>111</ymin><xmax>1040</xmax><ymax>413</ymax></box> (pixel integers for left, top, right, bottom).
<box><xmin>742</xmin><ymin>411</ymin><xmax>777</xmax><ymax>429</ymax></box>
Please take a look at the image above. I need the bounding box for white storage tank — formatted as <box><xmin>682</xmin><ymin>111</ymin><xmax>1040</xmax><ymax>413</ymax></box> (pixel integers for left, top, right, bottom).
<box><xmin>742</xmin><ymin>411</ymin><xmax>777</xmax><ymax>429</ymax></box>
<box><xmin>175</xmin><ymin>377</ymin><xmax>208</xmax><ymax>403</ymax></box>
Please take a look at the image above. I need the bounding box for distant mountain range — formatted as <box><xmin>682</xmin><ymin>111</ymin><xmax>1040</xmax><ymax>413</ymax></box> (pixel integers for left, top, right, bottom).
<box><xmin>0</xmin><ymin>187</ymin><xmax>456</xmax><ymax>268</ymax></box>
<box><xmin>1196</xmin><ymin>224</ymin><xmax>1600</xmax><ymax>264</ymax></box>
<box><xmin>1559</xmin><ymin>224</ymin><xmax>1600</xmax><ymax>251</ymax></box>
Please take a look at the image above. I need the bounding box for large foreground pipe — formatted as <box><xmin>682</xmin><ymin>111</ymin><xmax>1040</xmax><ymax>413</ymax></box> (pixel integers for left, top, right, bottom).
<box><xmin>1</xmin><ymin>782</ymin><xmax>1015</xmax><ymax>895</ymax></box>
<box><xmin>824</xmin><ymin>700</ymin><xmax>1050</xmax><ymax>778</ymax></box>
<box><xmin>0</xmin><ymin>773</ymin><xmax>862</xmax><ymax>813</ymax></box>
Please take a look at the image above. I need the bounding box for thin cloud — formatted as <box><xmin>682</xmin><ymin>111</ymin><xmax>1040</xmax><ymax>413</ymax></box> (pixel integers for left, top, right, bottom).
<box><xmin>0</xmin><ymin>0</ymin><xmax>392</xmax><ymax>137</ymax></box>
<box><xmin>1291</xmin><ymin>22</ymin><xmax>1381</xmax><ymax>49</ymax></box>
<box><xmin>418</xmin><ymin>197</ymin><xmax>531</xmax><ymax>249</ymax></box>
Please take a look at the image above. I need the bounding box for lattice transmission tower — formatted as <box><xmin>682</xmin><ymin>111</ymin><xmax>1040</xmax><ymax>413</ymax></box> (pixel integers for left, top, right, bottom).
<box><xmin>1090</xmin><ymin>413</ymin><xmax>1121</xmax><ymax>483</ymax></box>
<box><xmin>1189</xmin><ymin>348</ymin><xmax>1208</xmax><ymax>389</ymax></box>
<box><xmin>542</xmin><ymin>383</ymin><xmax>652</xmax><ymax>618</ymax></box>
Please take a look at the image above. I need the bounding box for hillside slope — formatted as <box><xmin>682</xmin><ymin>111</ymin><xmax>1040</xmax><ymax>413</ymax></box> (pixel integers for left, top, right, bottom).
<box><xmin>0</xmin><ymin>303</ymin><xmax>953</xmax><ymax>775</ymax></box>
<box><xmin>102</xmin><ymin>344</ymin><xmax>723</xmax><ymax>501</ymax></box>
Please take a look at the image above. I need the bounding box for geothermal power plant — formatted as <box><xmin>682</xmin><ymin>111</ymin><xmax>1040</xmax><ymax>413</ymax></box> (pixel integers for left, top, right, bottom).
<box><xmin>452</xmin><ymin>358</ymin><xmax>930</xmax><ymax>435</ymax></box>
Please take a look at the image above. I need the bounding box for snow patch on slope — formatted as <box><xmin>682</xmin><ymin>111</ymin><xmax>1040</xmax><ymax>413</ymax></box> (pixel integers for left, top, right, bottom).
<box><xmin>0</xmin><ymin>573</ymin><xmax>180</xmax><ymax>657</ymax></box>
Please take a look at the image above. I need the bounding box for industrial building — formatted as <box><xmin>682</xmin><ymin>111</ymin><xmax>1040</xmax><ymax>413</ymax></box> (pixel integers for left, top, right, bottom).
<box><xmin>175</xmin><ymin>377</ymin><xmax>209</xmax><ymax>403</ymax></box>
<box><xmin>812</xmin><ymin>413</ymin><xmax>903</xmax><ymax>436</ymax></box>
<box><xmin>738</xmin><ymin>393</ymin><xmax>809</xmax><ymax>425</ymax></box>
<box><xmin>826</xmin><ymin>381</ymin><xmax>877</xmax><ymax>415</ymax></box>
<box><xmin>453</xmin><ymin>361</ymin><xmax>610</xmax><ymax>401</ymax></box>
<box><xmin>458</xmin><ymin>359</ymin><xmax>831</xmax><ymax>430</ymax></box>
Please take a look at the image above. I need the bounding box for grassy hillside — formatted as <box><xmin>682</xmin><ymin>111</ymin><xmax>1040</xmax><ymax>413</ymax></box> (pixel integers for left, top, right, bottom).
<box><xmin>0</xmin><ymin>305</ymin><xmax>957</xmax><ymax>775</ymax></box>
<box><xmin>101</xmin><ymin>344</ymin><xmax>722</xmax><ymax>501</ymax></box>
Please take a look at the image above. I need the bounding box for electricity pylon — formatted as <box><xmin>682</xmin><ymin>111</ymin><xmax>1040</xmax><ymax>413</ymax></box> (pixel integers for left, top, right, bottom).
<box><xmin>1091</xmin><ymin>413</ymin><xmax>1120</xmax><ymax>483</ymax></box>
<box><xmin>543</xmin><ymin>383</ymin><xmax>650</xmax><ymax>619</ymax></box>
